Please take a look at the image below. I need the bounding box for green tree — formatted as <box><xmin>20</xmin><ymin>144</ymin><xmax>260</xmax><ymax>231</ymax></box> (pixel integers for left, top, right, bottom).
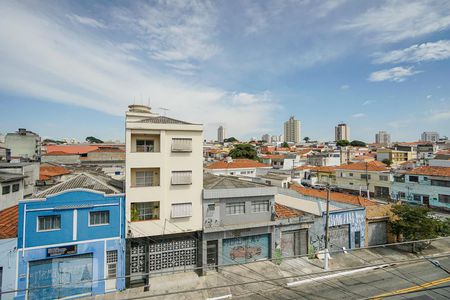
<box><xmin>336</xmin><ymin>140</ymin><xmax>350</xmax><ymax>147</ymax></box>
<box><xmin>382</xmin><ymin>159</ymin><xmax>393</xmax><ymax>167</ymax></box>
<box><xmin>389</xmin><ymin>204</ymin><xmax>449</xmax><ymax>242</ymax></box>
<box><xmin>350</xmin><ymin>140</ymin><xmax>367</xmax><ymax>147</ymax></box>
<box><xmin>228</xmin><ymin>144</ymin><xmax>257</xmax><ymax>160</ymax></box>
<box><xmin>303</xmin><ymin>137</ymin><xmax>310</xmax><ymax>143</ymax></box>
<box><xmin>281</xmin><ymin>142</ymin><xmax>290</xmax><ymax>148</ymax></box>
<box><xmin>224</xmin><ymin>137</ymin><xmax>238</xmax><ymax>143</ymax></box>
<box><xmin>85</xmin><ymin>136</ymin><xmax>104</xmax><ymax>143</ymax></box>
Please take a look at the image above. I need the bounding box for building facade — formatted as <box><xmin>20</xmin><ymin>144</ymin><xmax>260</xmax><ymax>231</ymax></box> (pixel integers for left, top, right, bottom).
<box><xmin>5</xmin><ymin>129</ymin><xmax>41</xmax><ymax>161</ymax></box>
<box><xmin>0</xmin><ymin>205</ymin><xmax>18</xmax><ymax>300</ymax></box>
<box><xmin>375</xmin><ymin>131</ymin><xmax>391</xmax><ymax>146</ymax></box>
<box><xmin>421</xmin><ymin>131</ymin><xmax>439</xmax><ymax>143</ymax></box>
<box><xmin>16</xmin><ymin>173</ymin><xmax>126</xmax><ymax>299</ymax></box>
<box><xmin>376</xmin><ymin>149</ymin><xmax>414</xmax><ymax>165</ymax></box>
<box><xmin>335</xmin><ymin>123</ymin><xmax>349</xmax><ymax>141</ymax></box>
<box><xmin>283</xmin><ymin>116</ymin><xmax>301</xmax><ymax>144</ymax></box>
<box><xmin>217</xmin><ymin>126</ymin><xmax>226</xmax><ymax>143</ymax></box>
<box><xmin>124</xmin><ymin>104</ymin><xmax>203</xmax><ymax>286</ymax></box>
<box><xmin>0</xmin><ymin>172</ymin><xmax>26</xmax><ymax>211</ymax></box>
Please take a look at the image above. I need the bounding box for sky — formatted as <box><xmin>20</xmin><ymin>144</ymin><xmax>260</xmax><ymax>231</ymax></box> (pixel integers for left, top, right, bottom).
<box><xmin>0</xmin><ymin>0</ymin><xmax>449</xmax><ymax>143</ymax></box>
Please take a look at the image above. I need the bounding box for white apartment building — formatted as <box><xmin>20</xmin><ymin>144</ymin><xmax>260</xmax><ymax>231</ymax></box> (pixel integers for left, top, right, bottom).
<box><xmin>217</xmin><ymin>125</ymin><xmax>226</xmax><ymax>143</ymax></box>
<box><xmin>284</xmin><ymin>116</ymin><xmax>301</xmax><ymax>144</ymax></box>
<box><xmin>5</xmin><ymin>128</ymin><xmax>41</xmax><ymax>161</ymax></box>
<box><xmin>375</xmin><ymin>131</ymin><xmax>391</xmax><ymax>145</ymax></box>
<box><xmin>421</xmin><ymin>131</ymin><xmax>439</xmax><ymax>143</ymax></box>
<box><xmin>335</xmin><ymin>123</ymin><xmax>350</xmax><ymax>141</ymax></box>
<box><xmin>125</xmin><ymin>104</ymin><xmax>203</xmax><ymax>286</ymax></box>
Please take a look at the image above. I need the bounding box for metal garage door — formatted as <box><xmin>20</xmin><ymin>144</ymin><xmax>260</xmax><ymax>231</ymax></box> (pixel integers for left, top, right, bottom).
<box><xmin>368</xmin><ymin>221</ymin><xmax>387</xmax><ymax>246</ymax></box>
<box><xmin>223</xmin><ymin>234</ymin><xmax>270</xmax><ymax>265</ymax></box>
<box><xmin>281</xmin><ymin>230</ymin><xmax>308</xmax><ymax>257</ymax></box>
<box><xmin>329</xmin><ymin>225</ymin><xmax>350</xmax><ymax>252</ymax></box>
<box><xmin>28</xmin><ymin>253</ymin><xmax>93</xmax><ymax>300</ymax></box>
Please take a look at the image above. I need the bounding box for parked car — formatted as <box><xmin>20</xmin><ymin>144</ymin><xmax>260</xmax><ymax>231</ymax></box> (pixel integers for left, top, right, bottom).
<box><xmin>229</xmin><ymin>246</ymin><xmax>262</xmax><ymax>260</ymax></box>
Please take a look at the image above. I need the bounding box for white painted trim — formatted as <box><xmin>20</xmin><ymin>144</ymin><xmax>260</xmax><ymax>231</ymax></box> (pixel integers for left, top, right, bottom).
<box><xmin>73</xmin><ymin>209</ymin><xmax>77</xmax><ymax>240</ymax></box>
<box><xmin>21</xmin><ymin>189</ymin><xmax>125</xmax><ymax>202</ymax></box>
<box><xmin>26</xmin><ymin>203</ymin><xmax>119</xmax><ymax>212</ymax></box>
<box><xmin>206</xmin><ymin>295</ymin><xmax>232</xmax><ymax>300</ymax></box>
<box><xmin>88</xmin><ymin>210</ymin><xmax>110</xmax><ymax>227</ymax></box>
<box><xmin>20</xmin><ymin>237</ymin><xmax>121</xmax><ymax>251</ymax></box>
<box><xmin>36</xmin><ymin>215</ymin><xmax>61</xmax><ymax>232</ymax></box>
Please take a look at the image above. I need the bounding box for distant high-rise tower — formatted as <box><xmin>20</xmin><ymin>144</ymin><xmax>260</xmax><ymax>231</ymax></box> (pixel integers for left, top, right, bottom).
<box><xmin>218</xmin><ymin>125</ymin><xmax>226</xmax><ymax>143</ymax></box>
<box><xmin>375</xmin><ymin>131</ymin><xmax>391</xmax><ymax>145</ymax></box>
<box><xmin>261</xmin><ymin>134</ymin><xmax>271</xmax><ymax>142</ymax></box>
<box><xmin>335</xmin><ymin>123</ymin><xmax>349</xmax><ymax>141</ymax></box>
<box><xmin>421</xmin><ymin>131</ymin><xmax>439</xmax><ymax>142</ymax></box>
<box><xmin>284</xmin><ymin>116</ymin><xmax>301</xmax><ymax>144</ymax></box>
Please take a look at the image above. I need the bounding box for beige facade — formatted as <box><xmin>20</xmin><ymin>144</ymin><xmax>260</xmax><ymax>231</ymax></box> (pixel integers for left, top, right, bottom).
<box><xmin>377</xmin><ymin>149</ymin><xmax>414</xmax><ymax>165</ymax></box>
<box><xmin>284</xmin><ymin>116</ymin><xmax>301</xmax><ymax>144</ymax></box>
<box><xmin>125</xmin><ymin>105</ymin><xmax>203</xmax><ymax>238</ymax></box>
<box><xmin>335</xmin><ymin>123</ymin><xmax>349</xmax><ymax>141</ymax></box>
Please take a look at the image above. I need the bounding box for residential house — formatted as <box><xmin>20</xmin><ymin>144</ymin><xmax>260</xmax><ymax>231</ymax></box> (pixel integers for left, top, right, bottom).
<box><xmin>125</xmin><ymin>104</ymin><xmax>203</xmax><ymax>286</ymax></box>
<box><xmin>377</xmin><ymin>149</ymin><xmax>414</xmax><ymax>166</ymax></box>
<box><xmin>16</xmin><ymin>173</ymin><xmax>126</xmax><ymax>300</ymax></box>
<box><xmin>36</xmin><ymin>163</ymin><xmax>72</xmax><ymax>186</ymax></box>
<box><xmin>0</xmin><ymin>162</ymin><xmax>39</xmax><ymax>197</ymax></box>
<box><xmin>0</xmin><ymin>172</ymin><xmax>26</xmax><ymax>210</ymax></box>
<box><xmin>205</xmin><ymin>158</ymin><xmax>271</xmax><ymax>177</ymax></box>
<box><xmin>335</xmin><ymin>161</ymin><xmax>392</xmax><ymax>198</ymax></box>
<box><xmin>391</xmin><ymin>166</ymin><xmax>450</xmax><ymax>210</ymax></box>
<box><xmin>5</xmin><ymin>128</ymin><xmax>41</xmax><ymax>161</ymax></box>
<box><xmin>0</xmin><ymin>205</ymin><xmax>18</xmax><ymax>300</ymax></box>
<box><xmin>255</xmin><ymin>172</ymin><xmax>292</xmax><ymax>188</ymax></box>
<box><xmin>307</xmin><ymin>151</ymin><xmax>341</xmax><ymax>167</ymax></box>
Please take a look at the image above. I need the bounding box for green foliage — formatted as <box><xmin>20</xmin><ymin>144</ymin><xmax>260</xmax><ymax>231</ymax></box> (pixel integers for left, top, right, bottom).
<box><xmin>382</xmin><ymin>159</ymin><xmax>393</xmax><ymax>167</ymax></box>
<box><xmin>224</xmin><ymin>137</ymin><xmax>238</xmax><ymax>143</ymax></box>
<box><xmin>228</xmin><ymin>144</ymin><xmax>257</xmax><ymax>159</ymax></box>
<box><xmin>85</xmin><ymin>136</ymin><xmax>104</xmax><ymax>143</ymax></box>
<box><xmin>281</xmin><ymin>142</ymin><xmax>290</xmax><ymax>148</ymax></box>
<box><xmin>308</xmin><ymin>244</ymin><xmax>316</xmax><ymax>259</ymax></box>
<box><xmin>350</xmin><ymin>140</ymin><xmax>367</xmax><ymax>147</ymax></box>
<box><xmin>43</xmin><ymin>138</ymin><xmax>65</xmax><ymax>144</ymax></box>
<box><xmin>273</xmin><ymin>248</ymin><xmax>283</xmax><ymax>265</ymax></box>
<box><xmin>389</xmin><ymin>204</ymin><xmax>449</xmax><ymax>241</ymax></box>
<box><xmin>303</xmin><ymin>137</ymin><xmax>310</xmax><ymax>142</ymax></box>
<box><xmin>336</xmin><ymin>140</ymin><xmax>350</xmax><ymax>147</ymax></box>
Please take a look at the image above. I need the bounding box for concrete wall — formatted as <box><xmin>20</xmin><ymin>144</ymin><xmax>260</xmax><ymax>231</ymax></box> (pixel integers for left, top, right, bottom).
<box><xmin>41</xmin><ymin>154</ymin><xmax>81</xmax><ymax>164</ymax></box>
<box><xmin>0</xmin><ymin>179</ymin><xmax>23</xmax><ymax>210</ymax></box>
<box><xmin>5</xmin><ymin>134</ymin><xmax>39</xmax><ymax>160</ymax></box>
<box><xmin>0</xmin><ymin>238</ymin><xmax>17</xmax><ymax>300</ymax></box>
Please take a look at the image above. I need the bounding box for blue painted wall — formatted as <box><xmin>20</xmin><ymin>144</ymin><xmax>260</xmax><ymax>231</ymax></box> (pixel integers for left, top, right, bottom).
<box><xmin>16</xmin><ymin>190</ymin><xmax>125</xmax><ymax>299</ymax></box>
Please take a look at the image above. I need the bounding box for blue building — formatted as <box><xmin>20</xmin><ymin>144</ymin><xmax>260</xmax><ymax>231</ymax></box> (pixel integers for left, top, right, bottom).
<box><xmin>16</xmin><ymin>173</ymin><xmax>126</xmax><ymax>299</ymax></box>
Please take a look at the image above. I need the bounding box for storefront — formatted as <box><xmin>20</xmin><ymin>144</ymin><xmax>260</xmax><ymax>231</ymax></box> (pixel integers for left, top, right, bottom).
<box><xmin>280</xmin><ymin>229</ymin><xmax>308</xmax><ymax>257</ymax></box>
<box><xmin>222</xmin><ymin>234</ymin><xmax>270</xmax><ymax>265</ymax></box>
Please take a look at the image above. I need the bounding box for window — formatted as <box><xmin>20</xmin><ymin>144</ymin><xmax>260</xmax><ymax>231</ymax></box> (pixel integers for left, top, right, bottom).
<box><xmin>394</xmin><ymin>175</ymin><xmax>405</xmax><ymax>183</ymax></box>
<box><xmin>438</xmin><ymin>194</ymin><xmax>450</xmax><ymax>204</ymax></box>
<box><xmin>355</xmin><ymin>231</ymin><xmax>361</xmax><ymax>248</ymax></box>
<box><xmin>251</xmin><ymin>200</ymin><xmax>269</xmax><ymax>213</ymax></box>
<box><xmin>135</xmin><ymin>170</ymin><xmax>154</xmax><ymax>187</ymax></box>
<box><xmin>349</xmin><ymin>182</ymin><xmax>354</xmax><ymax>185</ymax></box>
<box><xmin>431</xmin><ymin>180</ymin><xmax>450</xmax><ymax>187</ymax></box>
<box><xmin>2</xmin><ymin>185</ymin><xmax>10</xmax><ymax>195</ymax></box>
<box><xmin>206</xmin><ymin>204</ymin><xmax>215</xmax><ymax>217</ymax></box>
<box><xmin>379</xmin><ymin>175</ymin><xmax>389</xmax><ymax>181</ymax></box>
<box><xmin>12</xmin><ymin>183</ymin><xmax>20</xmax><ymax>192</ymax></box>
<box><xmin>171</xmin><ymin>203</ymin><xmax>192</xmax><ymax>218</ymax></box>
<box><xmin>172</xmin><ymin>138</ymin><xmax>192</xmax><ymax>152</ymax></box>
<box><xmin>398</xmin><ymin>192</ymin><xmax>406</xmax><ymax>199</ymax></box>
<box><xmin>114</xmin><ymin>171</ymin><xmax>121</xmax><ymax>176</ymax></box>
<box><xmin>361</xmin><ymin>174</ymin><xmax>371</xmax><ymax>180</ymax></box>
<box><xmin>413</xmin><ymin>194</ymin><xmax>422</xmax><ymax>202</ymax></box>
<box><xmin>226</xmin><ymin>202</ymin><xmax>245</xmax><ymax>215</ymax></box>
<box><xmin>89</xmin><ymin>211</ymin><xmax>110</xmax><ymax>226</ymax></box>
<box><xmin>106</xmin><ymin>250</ymin><xmax>118</xmax><ymax>279</ymax></box>
<box><xmin>131</xmin><ymin>202</ymin><xmax>159</xmax><ymax>221</ymax></box>
<box><xmin>136</xmin><ymin>139</ymin><xmax>154</xmax><ymax>152</ymax></box>
<box><xmin>38</xmin><ymin>215</ymin><xmax>61</xmax><ymax>231</ymax></box>
<box><xmin>171</xmin><ymin>171</ymin><xmax>192</xmax><ymax>185</ymax></box>
<box><xmin>409</xmin><ymin>176</ymin><xmax>419</xmax><ymax>182</ymax></box>
<box><xmin>349</xmin><ymin>173</ymin><xmax>353</xmax><ymax>177</ymax></box>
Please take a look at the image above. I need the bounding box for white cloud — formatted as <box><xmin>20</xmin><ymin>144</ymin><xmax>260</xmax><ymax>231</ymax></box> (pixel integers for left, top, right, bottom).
<box><xmin>340</xmin><ymin>84</ymin><xmax>350</xmax><ymax>90</ymax></box>
<box><xmin>66</xmin><ymin>14</ymin><xmax>106</xmax><ymax>28</ymax></box>
<box><xmin>352</xmin><ymin>113</ymin><xmax>366</xmax><ymax>118</ymax></box>
<box><xmin>427</xmin><ymin>110</ymin><xmax>450</xmax><ymax>121</ymax></box>
<box><xmin>373</xmin><ymin>40</ymin><xmax>450</xmax><ymax>64</ymax></box>
<box><xmin>368</xmin><ymin>66</ymin><xmax>422</xmax><ymax>82</ymax></box>
<box><xmin>0</xmin><ymin>1</ymin><xmax>279</xmax><ymax>140</ymax></box>
<box><xmin>427</xmin><ymin>95</ymin><xmax>432</xmax><ymax>99</ymax></box>
<box><xmin>338</xmin><ymin>1</ymin><xmax>450</xmax><ymax>44</ymax></box>
<box><xmin>362</xmin><ymin>100</ymin><xmax>375</xmax><ymax>106</ymax></box>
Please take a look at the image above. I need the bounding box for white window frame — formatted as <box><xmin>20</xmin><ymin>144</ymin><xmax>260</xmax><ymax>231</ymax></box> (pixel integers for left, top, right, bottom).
<box><xmin>89</xmin><ymin>210</ymin><xmax>110</xmax><ymax>226</ymax></box>
<box><xmin>171</xmin><ymin>171</ymin><xmax>192</xmax><ymax>185</ymax></box>
<box><xmin>135</xmin><ymin>170</ymin><xmax>154</xmax><ymax>187</ymax></box>
<box><xmin>106</xmin><ymin>250</ymin><xmax>118</xmax><ymax>279</ymax></box>
<box><xmin>136</xmin><ymin>139</ymin><xmax>154</xmax><ymax>152</ymax></box>
<box><xmin>171</xmin><ymin>138</ymin><xmax>192</xmax><ymax>152</ymax></box>
<box><xmin>226</xmin><ymin>202</ymin><xmax>245</xmax><ymax>215</ymax></box>
<box><xmin>251</xmin><ymin>200</ymin><xmax>270</xmax><ymax>213</ymax></box>
<box><xmin>37</xmin><ymin>215</ymin><xmax>61</xmax><ymax>232</ymax></box>
<box><xmin>131</xmin><ymin>202</ymin><xmax>160</xmax><ymax>221</ymax></box>
<box><xmin>171</xmin><ymin>203</ymin><xmax>193</xmax><ymax>218</ymax></box>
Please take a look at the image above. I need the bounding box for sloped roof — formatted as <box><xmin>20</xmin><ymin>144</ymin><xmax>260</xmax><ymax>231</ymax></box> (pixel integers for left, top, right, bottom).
<box><xmin>275</xmin><ymin>203</ymin><xmax>304</xmax><ymax>219</ymax></box>
<box><xmin>407</xmin><ymin>166</ymin><xmax>450</xmax><ymax>177</ymax></box>
<box><xmin>290</xmin><ymin>184</ymin><xmax>377</xmax><ymax>207</ymax></box>
<box><xmin>206</xmin><ymin>159</ymin><xmax>270</xmax><ymax>170</ymax></box>
<box><xmin>40</xmin><ymin>164</ymin><xmax>71</xmax><ymax>180</ymax></box>
<box><xmin>203</xmin><ymin>174</ymin><xmax>266</xmax><ymax>189</ymax></box>
<box><xmin>33</xmin><ymin>173</ymin><xmax>121</xmax><ymax>198</ymax></box>
<box><xmin>0</xmin><ymin>205</ymin><xmax>18</xmax><ymax>239</ymax></box>
<box><xmin>46</xmin><ymin>145</ymin><xmax>99</xmax><ymax>155</ymax></box>
<box><xmin>138</xmin><ymin>116</ymin><xmax>198</xmax><ymax>125</ymax></box>
<box><xmin>335</xmin><ymin>161</ymin><xmax>388</xmax><ymax>172</ymax></box>
<box><xmin>0</xmin><ymin>172</ymin><xmax>26</xmax><ymax>183</ymax></box>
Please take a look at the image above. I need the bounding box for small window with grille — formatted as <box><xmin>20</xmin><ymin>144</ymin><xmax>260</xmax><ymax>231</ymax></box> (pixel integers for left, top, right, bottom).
<box><xmin>106</xmin><ymin>250</ymin><xmax>118</xmax><ymax>279</ymax></box>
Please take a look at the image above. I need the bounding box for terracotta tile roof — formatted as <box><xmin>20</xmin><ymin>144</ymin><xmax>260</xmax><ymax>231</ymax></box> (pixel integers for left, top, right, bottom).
<box><xmin>46</xmin><ymin>145</ymin><xmax>99</xmax><ymax>155</ymax></box>
<box><xmin>290</xmin><ymin>184</ymin><xmax>378</xmax><ymax>207</ymax></box>
<box><xmin>335</xmin><ymin>161</ymin><xmax>388</xmax><ymax>172</ymax></box>
<box><xmin>261</xmin><ymin>154</ymin><xmax>286</xmax><ymax>159</ymax></box>
<box><xmin>407</xmin><ymin>166</ymin><xmax>450</xmax><ymax>177</ymax></box>
<box><xmin>275</xmin><ymin>203</ymin><xmax>305</xmax><ymax>219</ymax></box>
<box><xmin>311</xmin><ymin>166</ymin><xmax>338</xmax><ymax>173</ymax></box>
<box><xmin>296</xmin><ymin>149</ymin><xmax>314</xmax><ymax>156</ymax></box>
<box><xmin>294</xmin><ymin>165</ymin><xmax>314</xmax><ymax>171</ymax></box>
<box><xmin>206</xmin><ymin>159</ymin><xmax>271</xmax><ymax>170</ymax></box>
<box><xmin>40</xmin><ymin>165</ymin><xmax>71</xmax><ymax>181</ymax></box>
<box><xmin>0</xmin><ymin>205</ymin><xmax>18</xmax><ymax>239</ymax></box>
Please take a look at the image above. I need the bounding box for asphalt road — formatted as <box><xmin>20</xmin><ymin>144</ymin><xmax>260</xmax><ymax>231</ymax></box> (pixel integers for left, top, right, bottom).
<box><xmin>231</xmin><ymin>256</ymin><xmax>450</xmax><ymax>300</ymax></box>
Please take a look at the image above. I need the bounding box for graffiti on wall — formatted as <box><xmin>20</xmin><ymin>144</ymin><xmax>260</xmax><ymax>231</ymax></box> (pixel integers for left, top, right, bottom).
<box><xmin>223</xmin><ymin>234</ymin><xmax>269</xmax><ymax>264</ymax></box>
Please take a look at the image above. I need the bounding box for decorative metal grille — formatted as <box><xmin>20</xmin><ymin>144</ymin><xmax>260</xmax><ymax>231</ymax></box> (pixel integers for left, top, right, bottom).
<box><xmin>130</xmin><ymin>244</ymin><xmax>147</xmax><ymax>274</ymax></box>
<box><xmin>148</xmin><ymin>238</ymin><xmax>197</xmax><ymax>272</ymax></box>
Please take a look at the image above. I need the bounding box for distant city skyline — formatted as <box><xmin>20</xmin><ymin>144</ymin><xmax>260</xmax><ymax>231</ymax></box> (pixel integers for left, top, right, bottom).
<box><xmin>0</xmin><ymin>1</ymin><xmax>449</xmax><ymax>141</ymax></box>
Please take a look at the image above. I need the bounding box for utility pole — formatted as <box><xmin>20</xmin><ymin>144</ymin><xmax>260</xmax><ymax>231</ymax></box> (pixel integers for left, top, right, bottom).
<box><xmin>365</xmin><ymin>161</ymin><xmax>370</xmax><ymax>200</ymax></box>
<box><xmin>324</xmin><ymin>187</ymin><xmax>331</xmax><ymax>270</ymax></box>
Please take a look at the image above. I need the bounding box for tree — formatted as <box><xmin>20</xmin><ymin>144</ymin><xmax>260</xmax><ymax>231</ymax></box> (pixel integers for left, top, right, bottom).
<box><xmin>389</xmin><ymin>204</ymin><xmax>450</xmax><ymax>242</ymax></box>
<box><xmin>336</xmin><ymin>140</ymin><xmax>350</xmax><ymax>147</ymax></box>
<box><xmin>224</xmin><ymin>137</ymin><xmax>238</xmax><ymax>143</ymax></box>
<box><xmin>303</xmin><ymin>137</ymin><xmax>310</xmax><ymax>143</ymax></box>
<box><xmin>281</xmin><ymin>142</ymin><xmax>290</xmax><ymax>148</ymax></box>
<box><xmin>228</xmin><ymin>144</ymin><xmax>257</xmax><ymax>160</ymax></box>
<box><xmin>350</xmin><ymin>140</ymin><xmax>366</xmax><ymax>147</ymax></box>
<box><xmin>382</xmin><ymin>159</ymin><xmax>393</xmax><ymax>167</ymax></box>
<box><xmin>85</xmin><ymin>136</ymin><xmax>104</xmax><ymax>144</ymax></box>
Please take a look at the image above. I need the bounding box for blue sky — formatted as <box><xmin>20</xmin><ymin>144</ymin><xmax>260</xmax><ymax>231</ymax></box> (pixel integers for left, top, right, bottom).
<box><xmin>0</xmin><ymin>0</ymin><xmax>449</xmax><ymax>142</ymax></box>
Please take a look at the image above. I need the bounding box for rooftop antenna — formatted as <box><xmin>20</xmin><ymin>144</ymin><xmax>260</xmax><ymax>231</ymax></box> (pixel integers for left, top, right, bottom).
<box><xmin>159</xmin><ymin>107</ymin><xmax>169</xmax><ymax>116</ymax></box>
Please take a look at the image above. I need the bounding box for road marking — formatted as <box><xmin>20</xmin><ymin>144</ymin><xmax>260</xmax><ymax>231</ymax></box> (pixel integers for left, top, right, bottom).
<box><xmin>371</xmin><ymin>276</ymin><xmax>450</xmax><ymax>299</ymax></box>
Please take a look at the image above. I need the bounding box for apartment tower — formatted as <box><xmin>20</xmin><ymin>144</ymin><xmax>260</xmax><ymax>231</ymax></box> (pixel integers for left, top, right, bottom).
<box><xmin>335</xmin><ymin>123</ymin><xmax>350</xmax><ymax>141</ymax></box>
<box><xmin>375</xmin><ymin>131</ymin><xmax>391</xmax><ymax>145</ymax></box>
<box><xmin>283</xmin><ymin>116</ymin><xmax>301</xmax><ymax>144</ymax></box>
<box><xmin>217</xmin><ymin>125</ymin><xmax>226</xmax><ymax>143</ymax></box>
